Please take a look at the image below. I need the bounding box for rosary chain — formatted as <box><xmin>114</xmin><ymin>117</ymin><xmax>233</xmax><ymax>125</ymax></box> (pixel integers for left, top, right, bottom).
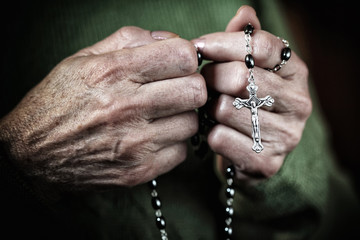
<box><xmin>266</xmin><ymin>37</ymin><xmax>291</xmax><ymax>72</ymax></box>
<box><xmin>245</xmin><ymin>28</ymin><xmax>255</xmax><ymax>85</ymax></box>
<box><xmin>149</xmin><ymin>179</ymin><xmax>169</xmax><ymax>240</ymax></box>
<box><xmin>224</xmin><ymin>165</ymin><xmax>235</xmax><ymax>239</ymax></box>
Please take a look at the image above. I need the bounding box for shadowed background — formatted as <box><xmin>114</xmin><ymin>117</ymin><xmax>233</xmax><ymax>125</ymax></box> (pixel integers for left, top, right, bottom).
<box><xmin>1</xmin><ymin>1</ymin><xmax>359</xmax><ymax>195</ymax></box>
<box><xmin>281</xmin><ymin>1</ymin><xmax>360</xmax><ymax>194</ymax></box>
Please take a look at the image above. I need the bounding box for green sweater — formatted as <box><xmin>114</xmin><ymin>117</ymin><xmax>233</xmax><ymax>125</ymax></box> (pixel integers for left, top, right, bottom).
<box><xmin>1</xmin><ymin>0</ymin><xmax>359</xmax><ymax>239</ymax></box>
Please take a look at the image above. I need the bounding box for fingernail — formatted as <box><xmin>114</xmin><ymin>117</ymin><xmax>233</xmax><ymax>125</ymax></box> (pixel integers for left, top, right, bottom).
<box><xmin>236</xmin><ymin>6</ymin><xmax>245</xmax><ymax>16</ymax></box>
<box><xmin>236</xmin><ymin>5</ymin><xmax>252</xmax><ymax>16</ymax></box>
<box><xmin>192</xmin><ymin>38</ymin><xmax>205</xmax><ymax>52</ymax></box>
<box><xmin>151</xmin><ymin>31</ymin><xmax>179</xmax><ymax>40</ymax></box>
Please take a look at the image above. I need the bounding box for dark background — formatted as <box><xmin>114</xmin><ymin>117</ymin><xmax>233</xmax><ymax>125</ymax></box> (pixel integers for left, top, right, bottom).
<box><xmin>1</xmin><ymin>1</ymin><xmax>359</xmax><ymax>195</ymax></box>
<box><xmin>281</xmin><ymin>1</ymin><xmax>360</xmax><ymax>195</ymax></box>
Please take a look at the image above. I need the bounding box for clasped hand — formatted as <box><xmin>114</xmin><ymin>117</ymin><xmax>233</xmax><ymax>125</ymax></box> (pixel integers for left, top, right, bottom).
<box><xmin>0</xmin><ymin>6</ymin><xmax>311</xmax><ymax>190</ymax></box>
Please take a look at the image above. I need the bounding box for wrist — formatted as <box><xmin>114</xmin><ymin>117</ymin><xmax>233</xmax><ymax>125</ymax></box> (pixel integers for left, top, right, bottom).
<box><xmin>1</xmin><ymin>112</ymin><xmax>63</xmax><ymax>199</ymax></box>
<box><xmin>0</xmin><ymin>113</ymin><xmax>25</xmax><ymax>163</ymax></box>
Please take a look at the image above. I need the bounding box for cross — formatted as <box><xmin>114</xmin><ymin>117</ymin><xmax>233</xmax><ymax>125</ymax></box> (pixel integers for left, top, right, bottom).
<box><xmin>233</xmin><ymin>83</ymin><xmax>274</xmax><ymax>153</ymax></box>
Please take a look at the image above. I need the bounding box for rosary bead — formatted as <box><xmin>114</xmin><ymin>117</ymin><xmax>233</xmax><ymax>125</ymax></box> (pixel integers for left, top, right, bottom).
<box><xmin>245</xmin><ymin>54</ymin><xmax>254</xmax><ymax>69</ymax></box>
<box><xmin>149</xmin><ymin>179</ymin><xmax>157</xmax><ymax>189</ymax></box>
<box><xmin>225</xmin><ymin>166</ymin><xmax>235</xmax><ymax>178</ymax></box>
<box><xmin>226</xmin><ymin>178</ymin><xmax>233</xmax><ymax>186</ymax></box>
<box><xmin>152</xmin><ymin>197</ymin><xmax>162</xmax><ymax>209</ymax></box>
<box><xmin>225</xmin><ymin>226</ymin><xmax>233</xmax><ymax>236</ymax></box>
<box><xmin>225</xmin><ymin>207</ymin><xmax>234</xmax><ymax>217</ymax></box>
<box><xmin>281</xmin><ymin>47</ymin><xmax>291</xmax><ymax>61</ymax></box>
<box><xmin>225</xmin><ymin>217</ymin><xmax>232</xmax><ymax>226</ymax></box>
<box><xmin>226</xmin><ymin>198</ymin><xmax>234</xmax><ymax>207</ymax></box>
<box><xmin>197</xmin><ymin>52</ymin><xmax>203</xmax><ymax>66</ymax></box>
<box><xmin>226</xmin><ymin>187</ymin><xmax>235</xmax><ymax>198</ymax></box>
<box><xmin>244</xmin><ymin>23</ymin><xmax>254</xmax><ymax>35</ymax></box>
<box><xmin>156</xmin><ymin>216</ymin><xmax>167</xmax><ymax>230</ymax></box>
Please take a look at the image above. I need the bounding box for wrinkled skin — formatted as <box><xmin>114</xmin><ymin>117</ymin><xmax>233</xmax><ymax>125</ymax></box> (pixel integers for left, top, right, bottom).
<box><xmin>196</xmin><ymin>6</ymin><xmax>311</xmax><ymax>182</ymax></box>
<box><xmin>0</xmin><ymin>6</ymin><xmax>311</xmax><ymax>191</ymax></box>
<box><xmin>0</xmin><ymin>27</ymin><xmax>207</xmax><ymax>189</ymax></box>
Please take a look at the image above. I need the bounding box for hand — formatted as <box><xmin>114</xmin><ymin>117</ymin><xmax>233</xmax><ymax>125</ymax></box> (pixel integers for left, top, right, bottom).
<box><xmin>194</xmin><ymin>6</ymin><xmax>312</xmax><ymax>182</ymax></box>
<box><xmin>0</xmin><ymin>27</ymin><xmax>206</xmax><ymax>189</ymax></box>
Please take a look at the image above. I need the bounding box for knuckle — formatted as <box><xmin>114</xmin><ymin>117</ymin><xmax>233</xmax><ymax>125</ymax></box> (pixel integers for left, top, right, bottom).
<box><xmin>207</xmin><ymin>125</ymin><xmax>226</xmax><ymax>153</ymax></box>
<box><xmin>300</xmin><ymin>95</ymin><xmax>313</xmax><ymax>119</ymax></box>
<box><xmin>187</xmin><ymin>73</ymin><xmax>207</xmax><ymax>108</ymax></box>
<box><xmin>185</xmin><ymin>112</ymin><xmax>200</xmax><ymax>136</ymax></box>
<box><xmin>216</xmin><ymin>95</ymin><xmax>232</xmax><ymax>123</ymax></box>
<box><xmin>170</xmin><ymin>38</ymin><xmax>198</xmax><ymax>74</ymax></box>
<box><xmin>254</xmin><ymin>32</ymin><xmax>277</xmax><ymax>61</ymax></box>
<box><xmin>116</xmin><ymin>26</ymin><xmax>141</xmax><ymax>40</ymax></box>
<box><xmin>176</xmin><ymin>144</ymin><xmax>188</xmax><ymax>163</ymax></box>
<box><xmin>294</xmin><ymin>92</ymin><xmax>313</xmax><ymax>120</ymax></box>
<box><xmin>233</xmin><ymin>62</ymin><xmax>248</xmax><ymax>95</ymax></box>
<box><xmin>84</xmin><ymin>52</ymin><xmax>130</xmax><ymax>87</ymax></box>
<box><xmin>166</xmin><ymin>112</ymin><xmax>199</xmax><ymax>140</ymax></box>
<box><xmin>278</xmin><ymin>124</ymin><xmax>303</xmax><ymax>151</ymax></box>
<box><xmin>297</xmin><ymin>58</ymin><xmax>309</xmax><ymax>80</ymax></box>
<box><xmin>261</xmin><ymin>157</ymin><xmax>283</xmax><ymax>178</ymax></box>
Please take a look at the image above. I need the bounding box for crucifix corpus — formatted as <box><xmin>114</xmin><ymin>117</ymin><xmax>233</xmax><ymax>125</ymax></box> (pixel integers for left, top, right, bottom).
<box><xmin>233</xmin><ymin>83</ymin><xmax>274</xmax><ymax>153</ymax></box>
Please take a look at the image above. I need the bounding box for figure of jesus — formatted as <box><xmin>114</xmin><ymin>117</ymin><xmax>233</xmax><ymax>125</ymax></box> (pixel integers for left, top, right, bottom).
<box><xmin>233</xmin><ymin>83</ymin><xmax>274</xmax><ymax>153</ymax></box>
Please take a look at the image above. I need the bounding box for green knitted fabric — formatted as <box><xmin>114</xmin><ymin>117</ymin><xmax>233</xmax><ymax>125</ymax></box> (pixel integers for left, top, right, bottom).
<box><xmin>2</xmin><ymin>0</ymin><xmax>359</xmax><ymax>239</ymax></box>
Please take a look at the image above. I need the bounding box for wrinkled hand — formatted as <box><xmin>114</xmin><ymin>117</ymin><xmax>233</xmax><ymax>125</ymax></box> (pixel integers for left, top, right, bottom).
<box><xmin>0</xmin><ymin>27</ymin><xmax>206</xmax><ymax>189</ymax></box>
<box><xmin>194</xmin><ymin>6</ymin><xmax>312</xmax><ymax>182</ymax></box>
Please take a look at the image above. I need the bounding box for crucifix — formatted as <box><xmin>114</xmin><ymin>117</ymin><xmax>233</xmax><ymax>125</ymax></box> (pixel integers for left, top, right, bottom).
<box><xmin>233</xmin><ymin>83</ymin><xmax>274</xmax><ymax>153</ymax></box>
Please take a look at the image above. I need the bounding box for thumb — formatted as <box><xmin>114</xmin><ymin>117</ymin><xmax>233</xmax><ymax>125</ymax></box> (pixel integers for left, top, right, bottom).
<box><xmin>75</xmin><ymin>26</ymin><xmax>179</xmax><ymax>56</ymax></box>
<box><xmin>225</xmin><ymin>5</ymin><xmax>261</xmax><ymax>32</ymax></box>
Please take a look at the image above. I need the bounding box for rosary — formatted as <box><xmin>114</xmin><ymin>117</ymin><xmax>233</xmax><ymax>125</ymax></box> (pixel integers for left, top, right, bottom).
<box><xmin>148</xmin><ymin>23</ymin><xmax>291</xmax><ymax>239</ymax></box>
<box><xmin>232</xmin><ymin>24</ymin><xmax>274</xmax><ymax>153</ymax></box>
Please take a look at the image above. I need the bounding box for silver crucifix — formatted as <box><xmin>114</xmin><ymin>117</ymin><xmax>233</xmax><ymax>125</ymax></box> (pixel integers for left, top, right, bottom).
<box><xmin>233</xmin><ymin>83</ymin><xmax>274</xmax><ymax>153</ymax></box>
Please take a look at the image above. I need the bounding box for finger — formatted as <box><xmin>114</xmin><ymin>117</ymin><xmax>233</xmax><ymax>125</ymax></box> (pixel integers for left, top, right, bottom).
<box><xmin>202</xmin><ymin>61</ymin><xmax>251</xmax><ymax>96</ymax></box>
<box><xmin>209</xmin><ymin>94</ymin><xmax>287</xmax><ymax>143</ymax></box>
<box><xmin>138</xmin><ymin>73</ymin><xmax>207</xmax><ymax>119</ymax></box>
<box><xmin>151</xmin><ymin>142</ymin><xmax>188</xmax><ymax>179</ymax></box>
<box><xmin>202</xmin><ymin>62</ymin><xmax>295</xmax><ymax>111</ymax></box>
<box><xmin>209</xmin><ymin>93</ymin><xmax>309</xmax><ymax>154</ymax></box>
<box><xmin>225</xmin><ymin>5</ymin><xmax>261</xmax><ymax>32</ymax></box>
<box><xmin>210</xmin><ymin>90</ymin><xmax>311</xmax><ymax>133</ymax></box>
<box><xmin>95</xmin><ymin>37</ymin><xmax>199</xmax><ymax>84</ymax></box>
<box><xmin>207</xmin><ymin>124</ymin><xmax>283</xmax><ymax>179</ymax></box>
<box><xmin>149</xmin><ymin>111</ymin><xmax>199</xmax><ymax>144</ymax></box>
<box><xmin>216</xmin><ymin>155</ymin><xmax>258</xmax><ymax>181</ymax></box>
<box><xmin>194</xmin><ymin>30</ymin><xmax>300</xmax><ymax>78</ymax></box>
<box><xmin>75</xmin><ymin>26</ymin><xmax>179</xmax><ymax>56</ymax></box>
<box><xmin>117</xmin><ymin>142</ymin><xmax>188</xmax><ymax>186</ymax></box>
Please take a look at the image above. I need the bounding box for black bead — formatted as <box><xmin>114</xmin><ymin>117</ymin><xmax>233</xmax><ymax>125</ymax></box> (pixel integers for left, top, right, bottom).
<box><xmin>151</xmin><ymin>197</ymin><xmax>162</xmax><ymax>209</ymax></box>
<box><xmin>148</xmin><ymin>179</ymin><xmax>157</xmax><ymax>189</ymax></box>
<box><xmin>226</xmin><ymin>187</ymin><xmax>235</xmax><ymax>198</ymax></box>
<box><xmin>156</xmin><ymin>216</ymin><xmax>166</xmax><ymax>230</ymax></box>
<box><xmin>244</xmin><ymin>23</ymin><xmax>254</xmax><ymax>35</ymax></box>
<box><xmin>197</xmin><ymin>52</ymin><xmax>203</xmax><ymax>66</ymax></box>
<box><xmin>245</xmin><ymin>54</ymin><xmax>254</xmax><ymax>69</ymax></box>
<box><xmin>225</xmin><ymin>207</ymin><xmax>234</xmax><ymax>217</ymax></box>
<box><xmin>225</xmin><ymin>226</ymin><xmax>233</xmax><ymax>236</ymax></box>
<box><xmin>281</xmin><ymin>47</ymin><xmax>291</xmax><ymax>61</ymax></box>
<box><xmin>225</xmin><ymin>166</ymin><xmax>235</xmax><ymax>178</ymax></box>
